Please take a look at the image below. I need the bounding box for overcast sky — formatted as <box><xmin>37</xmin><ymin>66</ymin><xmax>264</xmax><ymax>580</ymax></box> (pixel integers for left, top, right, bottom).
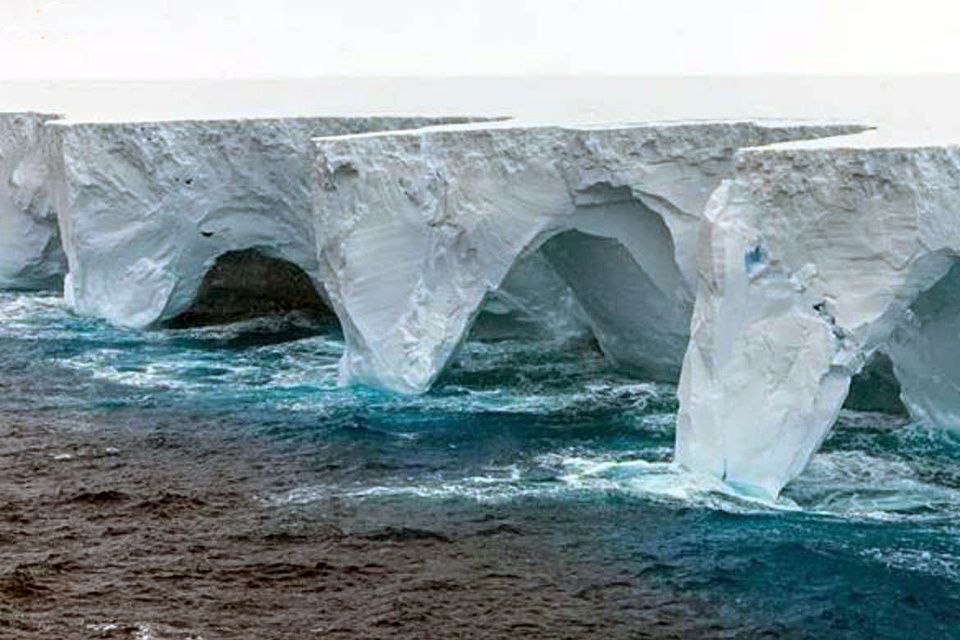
<box><xmin>1</xmin><ymin>0</ymin><xmax>959</xmax><ymax>79</ymax></box>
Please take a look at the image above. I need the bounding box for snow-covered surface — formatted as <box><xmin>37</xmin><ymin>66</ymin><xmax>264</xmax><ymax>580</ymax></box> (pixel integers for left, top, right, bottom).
<box><xmin>45</xmin><ymin>116</ymin><xmax>492</xmax><ymax>327</ymax></box>
<box><xmin>314</xmin><ymin>120</ymin><xmax>870</xmax><ymax>394</ymax></box>
<box><xmin>0</xmin><ymin>112</ymin><xmax>66</xmax><ymax>289</ymax></box>
<box><xmin>677</xmin><ymin>141</ymin><xmax>960</xmax><ymax>498</ymax></box>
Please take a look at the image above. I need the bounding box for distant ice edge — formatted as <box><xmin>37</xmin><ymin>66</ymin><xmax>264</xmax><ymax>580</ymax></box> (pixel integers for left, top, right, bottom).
<box><xmin>0</xmin><ymin>112</ymin><xmax>67</xmax><ymax>290</ymax></box>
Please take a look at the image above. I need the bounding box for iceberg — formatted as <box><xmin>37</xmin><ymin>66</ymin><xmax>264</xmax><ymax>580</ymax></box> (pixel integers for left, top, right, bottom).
<box><xmin>677</xmin><ymin>136</ymin><xmax>960</xmax><ymax>498</ymax></box>
<box><xmin>44</xmin><ymin>116</ymin><xmax>493</xmax><ymax>328</ymax></box>
<box><xmin>313</xmin><ymin>120</ymin><xmax>870</xmax><ymax>394</ymax></box>
<box><xmin>0</xmin><ymin>112</ymin><xmax>66</xmax><ymax>289</ymax></box>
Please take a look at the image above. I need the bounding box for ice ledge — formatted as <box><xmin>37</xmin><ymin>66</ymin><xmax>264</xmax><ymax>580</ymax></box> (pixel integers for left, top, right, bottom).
<box><xmin>678</xmin><ymin>141</ymin><xmax>960</xmax><ymax>498</ymax></box>
<box><xmin>314</xmin><ymin>120</ymin><xmax>871</xmax><ymax>394</ymax></box>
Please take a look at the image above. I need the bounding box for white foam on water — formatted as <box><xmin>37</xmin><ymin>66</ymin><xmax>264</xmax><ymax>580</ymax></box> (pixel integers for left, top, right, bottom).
<box><xmin>860</xmin><ymin>547</ymin><xmax>960</xmax><ymax>582</ymax></box>
<box><xmin>85</xmin><ymin>621</ymin><xmax>206</xmax><ymax>640</ymax></box>
<box><xmin>786</xmin><ymin>450</ymin><xmax>960</xmax><ymax>522</ymax></box>
<box><xmin>54</xmin><ymin>331</ymin><xmax>344</xmax><ymax>394</ymax></box>
<box><xmin>265</xmin><ymin>443</ymin><xmax>960</xmax><ymax>526</ymax></box>
<box><xmin>264</xmin><ymin>448</ymin><xmax>799</xmax><ymax>515</ymax></box>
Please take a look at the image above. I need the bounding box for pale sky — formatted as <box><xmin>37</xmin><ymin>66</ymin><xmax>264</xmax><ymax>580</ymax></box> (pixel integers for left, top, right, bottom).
<box><xmin>1</xmin><ymin>0</ymin><xmax>959</xmax><ymax>79</ymax></box>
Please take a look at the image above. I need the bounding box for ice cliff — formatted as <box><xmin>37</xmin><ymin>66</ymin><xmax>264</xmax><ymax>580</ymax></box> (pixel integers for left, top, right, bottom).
<box><xmin>44</xmin><ymin>116</ymin><xmax>490</xmax><ymax>328</ymax></box>
<box><xmin>677</xmin><ymin>137</ymin><xmax>960</xmax><ymax>498</ymax></box>
<box><xmin>0</xmin><ymin>112</ymin><xmax>66</xmax><ymax>289</ymax></box>
<box><xmin>313</xmin><ymin>120</ymin><xmax>869</xmax><ymax>394</ymax></box>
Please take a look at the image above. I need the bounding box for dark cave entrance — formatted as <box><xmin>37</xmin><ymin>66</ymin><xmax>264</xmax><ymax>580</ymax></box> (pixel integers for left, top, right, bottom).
<box><xmin>164</xmin><ymin>248</ymin><xmax>340</xmax><ymax>330</ymax></box>
<box><xmin>843</xmin><ymin>352</ymin><xmax>907</xmax><ymax>415</ymax></box>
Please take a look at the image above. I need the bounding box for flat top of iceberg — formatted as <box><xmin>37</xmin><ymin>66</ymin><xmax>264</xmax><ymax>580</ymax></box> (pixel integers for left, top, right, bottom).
<box><xmin>311</xmin><ymin>118</ymin><xmax>873</xmax><ymax>143</ymax></box>
<box><xmin>745</xmin><ymin>126</ymin><xmax>960</xmax><ymax>152</ymax></box>
<box><xmin>0</xmin><ymin>111</ymin><xmax>63</xmax><ymax>119</ymax></box>
<box><xmin>45</xmin><ymin>114</ymin><xmax>504</xmax><ymax>128</ymax></box>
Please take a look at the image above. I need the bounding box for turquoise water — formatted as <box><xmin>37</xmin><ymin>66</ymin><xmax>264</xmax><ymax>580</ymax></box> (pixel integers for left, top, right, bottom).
<box><xmin>3</xmin><ymin>290</ymin><xmax>960</xmax><ymax>637</ymax></box>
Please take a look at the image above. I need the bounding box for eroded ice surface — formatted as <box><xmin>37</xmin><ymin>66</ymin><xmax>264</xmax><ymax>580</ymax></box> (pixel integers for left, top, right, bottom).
<box><xmin>45</xmin><ymin>116</ymin><xmax>492</xmax><ymax>328</ymax></box>
<box><xmin>0</xmin><ymin>112</ymin><xmax>65</xmax><ymax>289</ymax></box>
<box><xmin>678</xmin><ymin>140</ymin><xmax>960</xmax><ymax>498</ymax></box>
<box><xmin>314</xmin><ymin>120</ymin><xmax>870</xmax><ymax>394</ymax></box>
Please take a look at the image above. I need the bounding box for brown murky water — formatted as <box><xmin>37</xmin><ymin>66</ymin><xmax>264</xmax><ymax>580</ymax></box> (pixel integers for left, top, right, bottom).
<box><xmin>0</xmin><ymin>410</ymin><xmax>755</xmax><ymax>640</ymax></box>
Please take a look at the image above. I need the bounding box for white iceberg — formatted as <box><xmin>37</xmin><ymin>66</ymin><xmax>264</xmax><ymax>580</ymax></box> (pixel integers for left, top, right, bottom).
<box><xmin>314</xmin><ymin>120</ymin><xmax>870</xmax><ymax>394</ymax></box>
<box><xmin>0</xmin><ymin>112</ymin><xmax>66</xmax><ymax>289</ymax></box>
<box><xmin>677</xmin><ymin>135</ymin><xmax>960</xmax><ymax>498</ymax></box>
<box><xmin>45</xmin><ymin>116</ymin><xmax>492</xmax><ymax>328</ymax></box>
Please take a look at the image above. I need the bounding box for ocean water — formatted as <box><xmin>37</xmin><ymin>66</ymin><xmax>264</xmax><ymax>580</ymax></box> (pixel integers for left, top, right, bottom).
<box><xmin>3</xmin><ymin>290</ymin><xmax>960</xmax><ymax>637</ymax></box>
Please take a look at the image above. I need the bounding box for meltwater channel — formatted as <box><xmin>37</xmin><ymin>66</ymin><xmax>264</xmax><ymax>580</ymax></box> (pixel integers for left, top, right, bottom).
<box><xmin>2</xmin><ymin>290</ymin><xmax>960</xmax><ymax>638</ymax></box>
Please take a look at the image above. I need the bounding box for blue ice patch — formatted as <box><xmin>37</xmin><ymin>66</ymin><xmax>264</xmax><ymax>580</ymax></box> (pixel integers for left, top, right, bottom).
<box><xmin>744</xmin><ymin>244</ymin><xmax>763</xmax><ymax>274</ymax></box>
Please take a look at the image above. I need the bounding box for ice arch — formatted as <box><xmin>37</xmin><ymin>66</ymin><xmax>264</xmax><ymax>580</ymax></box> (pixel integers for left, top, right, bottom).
<box><xmin>540</xmin><ymin>204</ymin><xmax>688</xmax><ymax>381</ymax></box>
<box><xmin>314</xmin><ymin>120</ymin><xmax>870</xmax><ymax>394</ymax></box>
<box><xmin>43</xmin><ymin>116</ymin><xmax>493</xmax><ymax>328</ymax></box>
<box><xmin>677</xmin><ymin>141</ymin><xmax>960</xmax><ymax>499</ymax></box>
<box><xmin>885</xmin><ymin>260</ymin><xmax>960</xmax><ymax>426</ymax></box>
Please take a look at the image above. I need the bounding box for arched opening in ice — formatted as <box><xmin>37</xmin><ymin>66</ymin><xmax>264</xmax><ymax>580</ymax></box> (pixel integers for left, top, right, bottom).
<box><xmin>884</xmin><ymin>258</ymin><xmax>960</xmax><ymax>427</ymax></box>
<box><xmin>843</xmin><ymin>352</ymin><xmax>907</xmax><ymax>415</ymax></box>
<box><xmin>329</xmin><ymin>175</ymin><xmax>697</xmax><ymax>394</ymax></box>
<box><xmin>164</xmin><ymin>248</ymin><xmax>339</xmax><ymax>330</ymax></box>
<box><xmin>469</xmin><ymin>250</ymin><xmax>594</xmax><ymax>344</ymax></box>
<box><xmin>458</xmin><ymin>189</ymin><xmax>691</xmax><ymax>388</ymax></box>
<box><xmin>539</xmin><ymin>228</ymin><xmax>689</xmax><ymax>382</ymax></box>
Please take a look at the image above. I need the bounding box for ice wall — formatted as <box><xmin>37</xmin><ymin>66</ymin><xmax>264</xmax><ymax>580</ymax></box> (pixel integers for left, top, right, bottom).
<box><xmin>0</xmin><ymin>112</ymin><xmax>66</xmax><ymax>289</ymax></box>
<box><xmin>677</xmin><ymin>140</ymin><xmax>960</xmax><ymax>498</ymax></box>
<box><xmin>45</xmin><ymin>116</ymin><xmax>492</xmax><ymax>328</ymax></box>
<box><xmin>314</xmin><ymin>120</ymin><xmax>870</xmax><ymax>394</ymax></box>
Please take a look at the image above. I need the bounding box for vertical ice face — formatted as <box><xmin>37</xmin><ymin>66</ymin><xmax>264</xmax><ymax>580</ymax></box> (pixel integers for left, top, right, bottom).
<box><xmin>0</xmin><ymin>112</ymin><xmax>66</xmax><ymax>289</ymax></box>
<box><xmin>314</xmin><ymin>120</ymin><xmax>871</xmax><ymax>394</ymax></box>
<box><xmin>677</xmin><ymin>140</ymin><xmax>960</xmax><ymax>498</ymax></box>
<box><xmin>45</xmin><ymin>116</ymin><xmax>493</xmax><ymax>328</ymax></box>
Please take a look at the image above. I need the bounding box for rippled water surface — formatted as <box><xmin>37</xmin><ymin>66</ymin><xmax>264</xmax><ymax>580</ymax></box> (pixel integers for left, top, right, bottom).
<box><xmin>3</xmin><ymin>291</ymin><xmax>960</xmax><ymax>638</ymax></box>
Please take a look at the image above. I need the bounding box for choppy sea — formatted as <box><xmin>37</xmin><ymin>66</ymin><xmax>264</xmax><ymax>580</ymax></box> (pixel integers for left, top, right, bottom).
<box><xmin>3</xmin><ymin>290</ymin><xmax>960</xmax><ymax>638</ymax></box>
